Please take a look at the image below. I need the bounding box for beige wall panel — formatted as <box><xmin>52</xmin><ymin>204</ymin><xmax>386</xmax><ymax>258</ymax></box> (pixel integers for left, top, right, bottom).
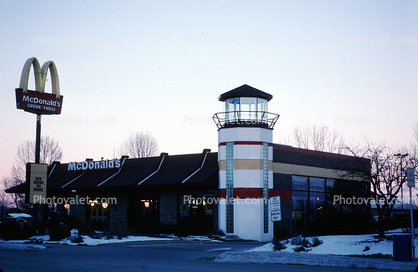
<box><xmin>272</xmin><ymin>162</ymin><xmax>365</xmax><ymax>181</ymax></box>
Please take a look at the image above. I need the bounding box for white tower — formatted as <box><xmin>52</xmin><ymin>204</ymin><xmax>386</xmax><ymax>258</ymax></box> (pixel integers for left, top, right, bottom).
<box><xmin>213</xmin><ymin>84</ymin><xmax>279</xmax><ymax>241</ymax></box>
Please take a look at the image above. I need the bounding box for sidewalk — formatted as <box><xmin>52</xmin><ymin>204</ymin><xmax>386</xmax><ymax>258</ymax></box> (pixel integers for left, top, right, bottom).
<box><xmin>215</xmin><ymin>250</ymin><xmax>418</xmax><ymax>271</ymax></box>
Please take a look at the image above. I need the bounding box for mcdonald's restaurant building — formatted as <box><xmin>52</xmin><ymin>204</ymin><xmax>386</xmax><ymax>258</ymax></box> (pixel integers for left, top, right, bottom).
<box><xmin>7</xmin><ymin>85</ymin><xmax>370</xmax><ymax>241</ymax></box>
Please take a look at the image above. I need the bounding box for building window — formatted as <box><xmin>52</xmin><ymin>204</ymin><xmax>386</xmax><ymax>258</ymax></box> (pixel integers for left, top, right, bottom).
<box><xmin>292</xmin><ymin>175</ymin><xmax>369</xmax><ymax>229</ymax></box>
<box><xmin>263</xmin><ymin>142</ymin><xmax>269</xmax><ymax>233</ymax></box>
<box><xmin>292</xmin><ymin>191</ymin><xmax>308</xmax><ymax>229</ymax></box>
<box><xmin>292</xmin><ymin>176</ymin><xmax>308</xmax><ymax>191</ymax></box>
<box><xmin>225</xmin><ymin>97</ymin><xmax>239</xmax><ymax>122</ymax></box>
<box><xmin>179</xmin><ymin>194</ymin><xmax>215</xmax><ymax>234</ymax></box>
<box><xmin>226</xmin><ymin>142</ymin><xmax>234</xmax><ymax>233</ymax></box>
<box><xmin>127</xmin><ymin>195</ymin><xmax>159</xmax><ymax>232</ymax></box>
<box><xmin>309</xmin><ymin>177</ymin><xmax>325</xmax><ymax>192</ymax></box>
<box><xmin>224</xmin><ymin>97</ymin><xmax>269</xmax><ymax>123</ymax></box>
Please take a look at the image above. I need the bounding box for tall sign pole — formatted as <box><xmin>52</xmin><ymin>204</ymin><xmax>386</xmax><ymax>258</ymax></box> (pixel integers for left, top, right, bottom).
<box><xmin>15</xmin><ymin>57</ymin><xmax>64</xmax><ymax>232</ymax></box>
<box><xmin>407</xmin><ymin>167</ymin><xmax>416</xmax><ymax>259</ymax></box>
<box><xmin>35</xmin><ymin>115</ymin><xmax>41</xmax><ymax>164</ymax></box>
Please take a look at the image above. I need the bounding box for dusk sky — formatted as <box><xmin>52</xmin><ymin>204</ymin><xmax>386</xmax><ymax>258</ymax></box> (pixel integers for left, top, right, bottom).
<box><xmin>1</xmin><ymin>1</ymin><xmax>417</xmax><ymax>180</ymax></box>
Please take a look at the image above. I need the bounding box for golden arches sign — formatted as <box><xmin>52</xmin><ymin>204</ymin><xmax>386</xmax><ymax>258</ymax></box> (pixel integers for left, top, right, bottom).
<box><xmin>19</xmin><ymin>57</ymin><xmax>60</xmax><ymax>99</ymax></box>
<box><xmin>15</xmin><ymin>57</ymin><xmax>63</xmax><ymax>115</ymax></box>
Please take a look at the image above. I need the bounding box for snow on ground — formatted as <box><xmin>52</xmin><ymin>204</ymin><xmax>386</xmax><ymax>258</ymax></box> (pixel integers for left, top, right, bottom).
<box><xmin>0</xmin><ymin>243</ymin><xmax>46</xmax><ymax>251</ymax></box>
<box><xmin>2</xmin><ymin>229</ymin><xmax>418</xmax><ymax>270</ymax></box>
<box><xmin>217</xmin><ymin>229</ymin><xmax>418</xmax><ymax>271</ymax></box>
<box><xmin>247</xmin><ymin>229</ymin><xmax>414</xmax><ymax>257</ymax></box>
<box><xmin>6</xmin><ymin>213</ymin><xmax>33</xmax><ymax>219</ymax></box>
<box><xmin>0</xmin><ymin>229</ymin><xmax>221</xmax><ymax>249</ymax></box>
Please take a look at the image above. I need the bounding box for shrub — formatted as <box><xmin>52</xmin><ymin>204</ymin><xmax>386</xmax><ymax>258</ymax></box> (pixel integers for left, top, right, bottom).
<box><xmin>294</xmin><ymin>246</ymin><xmax>306</xmax><ymax>252</ymax></box>
<box><xmin>273</xmin><ymin>237</ymin><xmax>287</xmax><ymax>251</ymax></box>
<box><xmin>311</xmin><ymin>237</ymin><xmax>323</xmax><ymax>247</ymax></box>
<box><xmin>290</xmin><ymin>235</ymin><xmax>311</xmax><ymax>247</ymax></box>
<box><xmin>78</xmin><ymin>222</ymin><xmax>95</xmax><ymax>238</ymax></box>
<box><xmin>290</xmin><ymin>235</ymin><xmax>302</xmax><ymax>245</ymax></box>
<box><xmin>0</xmin><ymin>222</ymin><xmax>35</xmax><ymax>240</ymax></box>
<box><xmin>49</xmin><ymin>222</ymin><xmax>71</xmax><ymax>241</ymax></box>
<box><xmin>70</xmin><ymin>235</ymin><xmax>84</xmax><ymax>243</ymax></box>
<box><xmin>301</xmin><ymin>237</ymin><xmax>311</xmax><ymax>248</ymax></box>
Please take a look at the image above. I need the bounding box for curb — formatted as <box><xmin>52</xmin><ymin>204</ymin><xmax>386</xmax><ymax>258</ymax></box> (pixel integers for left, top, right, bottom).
<box><xmin>215</xmin><ymin>251</ymin><xmax>418</xmax><ymax>271</ymax></box>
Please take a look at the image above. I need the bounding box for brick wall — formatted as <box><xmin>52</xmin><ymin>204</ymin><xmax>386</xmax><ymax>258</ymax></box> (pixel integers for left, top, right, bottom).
<box><xmin>272</xmin><ymin>173</ymin><xmax>293</xmax><ymax>231</ymax></box>
<box><xmin>273</xmin><ymin>200</ymin><xmax>293</xmax><ymax>231</ymax></box>
<box><xmin>273</xmin><ymin>173</ymin><xmax>292</xmax><ymax>191</ymax></box>
<box><xmin>110</xmin><ymin>194</ymin><xmax>128</xmax><ymax>236</ymax></box>
<box><xmin>159</xmin><ymin>192</ymin><xmax>178</xmax><ymax>226</ymax></box>
<box><xmin>273</xmin><ymin>144</ymin><xmax>369</xmax><ymax>172</ymax></box>
<box><xmin>70</xmin><ymin>203</ymin><xmax>85</xmax><ymax>226</ymax></box>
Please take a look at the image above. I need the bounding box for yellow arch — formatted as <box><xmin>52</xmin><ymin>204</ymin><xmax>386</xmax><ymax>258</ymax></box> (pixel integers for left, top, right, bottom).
<box><xmin>19</xmin><ymin>57</ymin><xmax>61</xmax><ymax>99</ymax></box>
<box><xmin>41</xmin><ymin>61</ymin><xmax>60</xmax><ymax>98</ymax></box>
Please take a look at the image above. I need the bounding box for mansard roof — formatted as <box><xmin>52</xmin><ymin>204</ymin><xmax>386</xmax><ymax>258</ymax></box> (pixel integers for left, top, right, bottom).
<box><xmin>5</xmin><ymin>150</ymin><xmax>218</xmax><ymax>195</ymax></box>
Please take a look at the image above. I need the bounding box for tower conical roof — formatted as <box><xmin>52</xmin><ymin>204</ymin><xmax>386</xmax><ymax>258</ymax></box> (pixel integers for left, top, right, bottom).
<box><xmin>218</xmin><ymin>84</ymin><xmax>273</xmax><ymax>101</ymax></box>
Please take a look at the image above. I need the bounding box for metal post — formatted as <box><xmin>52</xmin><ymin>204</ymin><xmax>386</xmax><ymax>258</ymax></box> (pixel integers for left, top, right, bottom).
<box><xmin>35</xmin><ymin>114</ymin><xmax>41</xmax><ymax>164</ymax></box>
<box><xmin>395</xmin><ymin>153</ymin><xmax>409</xmax><ymax>210</ymax></box>
<box><xmin>401</xmin><ymin>157</ymin><xmax>404</xmax><ymax>211</ymax></box>
<box><xmin>410</xmin><ymin>186</ymin><xmax>415</xmax><ymax>259</ymax></box>
<box><xmin>34</xmin><ymin>114</ymin><xmax>42</xmax><ymax>233</ymax></box>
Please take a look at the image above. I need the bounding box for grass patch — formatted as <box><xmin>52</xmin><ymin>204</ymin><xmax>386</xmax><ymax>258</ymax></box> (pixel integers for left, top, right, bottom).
<box><xmin>197</xmin><ymin>256</ymin><xmax>216</xmax><ymax>261</ymax></box>
<box><xmin>346</xmin><ymin>253</ymin><xmax>392</xmax><ymax>259</ymax></box>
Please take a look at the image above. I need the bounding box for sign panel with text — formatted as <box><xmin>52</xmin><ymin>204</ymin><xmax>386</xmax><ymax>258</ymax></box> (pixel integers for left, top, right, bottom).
<box><xmin>270</xmin><ymin>196</ymin><xmax>282</xmax><ymax>222</ymax></box>
<box><xmin>407</xmin><ymin>168</ymin><xmax>415</xmax><ymax>188</ymax></box>
<box><xmin>26</xmin><ymin>163</ymin><xmax>48</xmax><ymax>204</ymax></box>
<box><xmin>16</xmin><ymin>88</ymin><xmax>63</xmax><ymax>115</ymax></box>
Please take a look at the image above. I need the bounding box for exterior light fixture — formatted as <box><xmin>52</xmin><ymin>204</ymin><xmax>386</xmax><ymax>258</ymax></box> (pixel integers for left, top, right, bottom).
<box><xmin>144</xmin><ymin>201</ymin><xmax>150</xmax><ymax>208</ymax></box>
<box><xmin>64</xmin><ymin>204</ymin><xmax>70</xmax><ymax>209</ymax></box>
<box><xmin>102</xmin><ymin>203</ymin><xmax>108</xmax><ymax>209</ymax></box>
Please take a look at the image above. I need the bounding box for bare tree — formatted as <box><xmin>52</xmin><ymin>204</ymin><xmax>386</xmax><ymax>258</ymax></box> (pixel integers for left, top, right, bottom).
<box><xmin>1</xmin><ymin>176</ymin><xmax>26</xmax><ymax>210</ymax></box>
<box><xmin>119</xmin><ymin>131</ymin><xmax>159</xmax><ymax>158</ymax></box>
<box><xmin>0</xmin><ymin>178</ymin><xmax>13</xmax><ymax>208</ymax></box>
<box><xmin>4</xmin><ymin>136</ymin><xmax>62</xmax><ymax>209</ymax></box>
<box><xmin>292</xmin><ymin>125</ymin><xmax>345</xmax><ymax>153</ymax></box>
<box><xmin>11</xmin><ymin>136</ymin><xmax>63</xmax><ymax>182</ymax></box>
<box><xmin>345</xmin><ymin>141</ymin><xmax>418</xmax><ymax>237</ymax></box>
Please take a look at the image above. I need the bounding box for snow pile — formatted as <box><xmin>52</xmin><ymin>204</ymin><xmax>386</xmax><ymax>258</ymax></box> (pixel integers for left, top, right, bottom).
<box><xmin>0</xmin><ymin>243</ymin><xmax>45</xmax><ymax>251</ymax></box>
<box><xmin>248</xmin><ymin>234</ymin><xmax>395</xmax><ymax>256</ymax></box>
<box><xmin>33</xmin><ymin>229</ymin><xmax>176</xmax><ymax>246</ymax></box>
<box><xmin>6</xmin><ymin>213</ymin><xmax>33</xmax><ymax>219</ymax></box>
<box><xmin>248</xmin><ymin>229</ymin><xmax>414</xmax><ymax>257</ymax></box>
<box><xmin>0</xmin><ymin>230</ymin><xmax>222</xmax><ymax>247</ymax></box>
<box><xmin>216</xmin><ymin>230</ymin><xmax>418</xmax><ymax>271</ymax></box>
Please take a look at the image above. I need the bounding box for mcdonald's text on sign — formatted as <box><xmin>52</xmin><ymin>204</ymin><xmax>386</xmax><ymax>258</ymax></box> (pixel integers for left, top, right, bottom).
<box><xmin>15</xmin><ymin>88</ymin><xmax>63</xmax><ymax>115</ymax></box>
<box><xmin>15</xmin><ymin>57</ymin><xmax>63</xmax><ymax>115</ymax></box>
